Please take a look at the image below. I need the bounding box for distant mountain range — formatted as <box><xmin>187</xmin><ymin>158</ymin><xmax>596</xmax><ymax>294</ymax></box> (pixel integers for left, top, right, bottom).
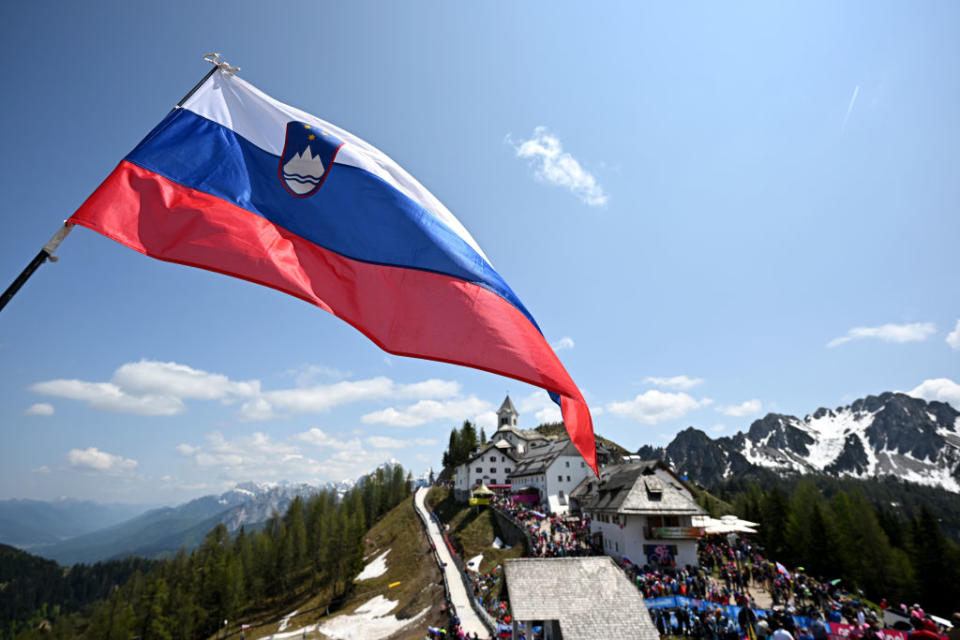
<box><xmin>638</xmin><ymin>392</ymin><xmax>960</xmax><ymax>492</ymax></box>
<box><xmin>0</xmin><ymin>499</ymin><xmax>152</xmax><ymax>550</ymax></box>
<box><xmin>8</xmin><ymin>480</ymin><xmax>353</xmax><ymax>566</ymax></box>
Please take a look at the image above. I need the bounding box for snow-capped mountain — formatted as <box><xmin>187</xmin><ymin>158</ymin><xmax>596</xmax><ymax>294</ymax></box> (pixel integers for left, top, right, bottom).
<box><xmin>37</xmin><ymin>479</ymin><xmax>355</xmax><ymax>564</ymax></box>
<box><xmin>639</xmin><ymin>392</ymin><xmax>960</xmax><ymax>492</ymax></box>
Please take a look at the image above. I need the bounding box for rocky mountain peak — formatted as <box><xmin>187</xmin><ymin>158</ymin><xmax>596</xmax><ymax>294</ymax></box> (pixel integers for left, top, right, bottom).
<box><xmin>641</xmin><ymin>391</ymin><xmax>960</xmax><ymax>493</ymax></box>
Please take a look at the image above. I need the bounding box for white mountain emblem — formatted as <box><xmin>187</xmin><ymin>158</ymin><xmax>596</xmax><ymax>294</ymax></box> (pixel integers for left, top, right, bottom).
<box><xmin>282</xmin><ymin>146</ymin><xmax>325</xmax><ymax>195</ymax></box>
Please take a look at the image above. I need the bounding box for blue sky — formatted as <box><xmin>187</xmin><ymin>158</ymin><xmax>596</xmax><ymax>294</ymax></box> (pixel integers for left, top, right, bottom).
<box><xmin>1</xmin><ymin>1</ymin><xmax>957</xmax><ymax>504</ymax></box>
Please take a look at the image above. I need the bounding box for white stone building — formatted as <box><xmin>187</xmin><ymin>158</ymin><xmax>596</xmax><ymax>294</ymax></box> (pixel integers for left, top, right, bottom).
<box><xmin>453</xmin><ymin>441</ymin><xmax>520</xmax><ymax>501</ymax></box>
<box><xmin>571</xmin><ymin>460</ymin><xmax>706</xmax><ymax>568</ymax></box>
<box><xmin>507</xmin><ymin>439</ymin><xmax>594</xmax><ymax>515</ymax></box>
<box><xmin>451</xmin><ymin>395</ymin><xmax>551</xmax><ymax>501</ymax></box>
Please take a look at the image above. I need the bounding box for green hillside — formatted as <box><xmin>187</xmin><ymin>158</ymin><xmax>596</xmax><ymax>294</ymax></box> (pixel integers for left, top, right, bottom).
<box><xmin>533</xmin><ymin>421</ymin><xmax>631</xmax><ymax>455</ymax></box>
<box><xmin>8</xmin><ymin>464</ymin><xmax>439</xmax><ymax>640</ymax></box>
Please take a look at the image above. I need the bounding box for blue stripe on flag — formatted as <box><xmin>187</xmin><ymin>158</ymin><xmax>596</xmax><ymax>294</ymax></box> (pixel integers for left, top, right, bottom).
<box><xmin>125</xmin><ymin>108</ymin><xmax>539</xmax><ymax>328</ymax></box>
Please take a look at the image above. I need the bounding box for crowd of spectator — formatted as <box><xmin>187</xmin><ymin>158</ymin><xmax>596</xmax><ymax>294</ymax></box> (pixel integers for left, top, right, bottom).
<box><xmin>642</xmin><ymin>534</ymin><xmax>957</xmax><ymax>640</ymax></box>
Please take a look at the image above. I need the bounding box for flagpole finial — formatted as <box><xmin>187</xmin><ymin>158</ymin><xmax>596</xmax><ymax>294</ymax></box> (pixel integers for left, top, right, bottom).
<box><xmin>203</xmin><ymin>53</ymin><xmax>240</xmax><ymax>75</ymax></box>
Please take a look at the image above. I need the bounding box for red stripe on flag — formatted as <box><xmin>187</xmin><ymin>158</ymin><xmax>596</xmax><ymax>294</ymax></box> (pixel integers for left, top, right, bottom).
<box><xmin>70</xmin><ymin>161</ymin><xmax>597</xmax><ymax>472</ymax></box>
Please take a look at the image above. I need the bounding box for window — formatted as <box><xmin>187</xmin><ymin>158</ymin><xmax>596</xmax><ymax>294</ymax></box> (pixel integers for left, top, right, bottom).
<box><xmin>581</xmin><ymin>462</ymin><xmax>585</xmax><ymax>468</ymax></box>
<box><xmin>558</xmin><ymin>475</ymin><xmax>563</xmax><ymax>482</ymax></box>
<box><xmin>615</xmin><ymin>542</ymin><xmax>619</xmax><ymax>552</ymax></box>
<box><xmin>490</xmin><ymin>468</ymin><xmax>496</xmax><ymax>473</ymax></box>
<box><xmin>490</xmin><ymin>456</ymin><xmax>496</xmax><ymax>462</ymax></box>
<box><xmin>565</xmin><ymin>461</ymin><xmax>570</xmax><ymax>467</ymax></box>
<box><xmin>505</xmin><ymin>468</ymin><xmax>511</xmax><ymax>473</ymax></box>
<box><xmin>475</xmin><ymin>467</ymin><xmax>482</xmax><ymax>473</ymax></box>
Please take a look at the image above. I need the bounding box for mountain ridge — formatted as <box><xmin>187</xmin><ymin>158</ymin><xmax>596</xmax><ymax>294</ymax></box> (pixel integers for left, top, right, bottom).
<box><xmin>31</xmin><ymin>479</ymin><xmax>354</xmax><ymax>565</ymax></box>
<box><xmin>640</xmin><ymin>391</ymin><xmax>960</xmax><ymax>493</ymax></box>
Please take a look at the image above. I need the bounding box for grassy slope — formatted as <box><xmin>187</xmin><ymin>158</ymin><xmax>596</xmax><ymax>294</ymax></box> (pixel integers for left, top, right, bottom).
<box><xmin>224</xmin><ymin>493</ymin><xmax>446</xmax><ymax>640</ymax></box>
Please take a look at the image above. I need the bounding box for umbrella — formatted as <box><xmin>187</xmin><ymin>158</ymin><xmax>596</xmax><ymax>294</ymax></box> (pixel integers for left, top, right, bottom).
<box><xmin>829</xmin><ymin>579</ymin><xmax>842</xmax><ymax>585</ymax></box>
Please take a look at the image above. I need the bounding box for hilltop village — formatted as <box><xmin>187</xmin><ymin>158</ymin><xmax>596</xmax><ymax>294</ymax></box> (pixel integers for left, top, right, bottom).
<box><xmin>420</xmin><ymin>396</ymin><xmax>957</xmax><ymax>640</ymax></box>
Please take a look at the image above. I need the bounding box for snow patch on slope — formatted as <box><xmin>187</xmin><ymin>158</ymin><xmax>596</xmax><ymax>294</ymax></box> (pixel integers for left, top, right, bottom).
<box><xmin>355</xmin><ymin>549</ymin><xmax>389</xmax><ymax>581</ymax></box>
<box><xmin>318</xmin><ymin>595</ymin><xmax>428</xmax><ymax>640</ymax></box>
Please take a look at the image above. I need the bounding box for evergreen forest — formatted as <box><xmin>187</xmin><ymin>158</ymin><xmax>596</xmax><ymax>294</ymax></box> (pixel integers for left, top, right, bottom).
<box><xmin>3</xmin><ymin>463</ymin><xmax>412</xmax><ymax>640</ymax></box>
<box><xmin>715</xmin><ymin>478</ymin><xmax>960</xmax><ymax>616</ymax></box>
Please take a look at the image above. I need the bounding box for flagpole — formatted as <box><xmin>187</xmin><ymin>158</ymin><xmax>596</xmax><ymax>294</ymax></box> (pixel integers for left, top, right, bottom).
<box><xmin>0</xmin><ymin>224</ymin><xmax>74</xmax><ymax>313</ymax></box>
<box><xmin>0</xmin><ymin>53</ymin><xmax>238</xmax><ymax>316</ymax></box>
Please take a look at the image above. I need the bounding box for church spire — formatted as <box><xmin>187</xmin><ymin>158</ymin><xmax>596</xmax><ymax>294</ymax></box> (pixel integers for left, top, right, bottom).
<box><xmin>497</xmin><ymin>394</ymin><xmax>518</xmax><ymax>429</ymax></box>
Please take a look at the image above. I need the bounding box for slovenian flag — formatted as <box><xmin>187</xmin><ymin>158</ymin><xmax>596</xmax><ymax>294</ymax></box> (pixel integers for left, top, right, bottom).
<box><xmin>68</xmin><ymin>67</ymin><xmax>597</xmax><ymax>472</ymax></box>
<box><xmin>775</xmin><ymin>562</ymin><xmax>791</xmax><ymax>580</ymax></box>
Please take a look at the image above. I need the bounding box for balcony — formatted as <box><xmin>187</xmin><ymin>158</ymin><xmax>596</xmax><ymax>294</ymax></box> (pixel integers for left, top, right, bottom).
<box><xmin>645</xmin><ymin>526</ymin><xmax>704</xmax><ymax>540</ymax></box>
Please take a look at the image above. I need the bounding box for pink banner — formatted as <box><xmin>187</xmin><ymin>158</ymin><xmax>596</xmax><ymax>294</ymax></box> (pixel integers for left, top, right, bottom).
<box><xmin>828</xmin><ymin>623</ymin><xmax>911</xmax><ymax>640</ymax></box>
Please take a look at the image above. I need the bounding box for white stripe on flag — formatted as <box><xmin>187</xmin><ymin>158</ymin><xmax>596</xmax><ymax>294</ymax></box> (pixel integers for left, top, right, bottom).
<box><xmin>180</xmin><ymin>71</ymin><xmax>492</xmax><ymax>265</ymax></box>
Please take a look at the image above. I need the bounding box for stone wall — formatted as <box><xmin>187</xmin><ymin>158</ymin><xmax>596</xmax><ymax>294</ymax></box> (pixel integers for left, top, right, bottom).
<box><xmin>492</xmin><ymin>508</ymin><xmax>533</xmax><ymax>550</ymax></box>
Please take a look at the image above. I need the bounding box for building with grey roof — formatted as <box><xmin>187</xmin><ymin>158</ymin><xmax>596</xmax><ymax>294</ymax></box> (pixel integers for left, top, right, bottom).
<box><xmin>507</xmin><ymin>439</ymin><xmax>593</xmax><ymax>515</ymax></box>
<box><xmin>453</xmin><ymin>440</ymin><xmax>521</xmax><ymax>501</ymax></box>
<box><xmin>503</xmin><ymin>556</ymin><xmax>659</xmax><ymax>640</ymax></box>
<box><xmin>571</xmin><ymin>460</ymin><xmax>707</xmax><ymax>568</ymax></box>
<box><xmin>453</xmin><ymin>395</ymin><xmax>551</xmax><ymax>501</ymax></box>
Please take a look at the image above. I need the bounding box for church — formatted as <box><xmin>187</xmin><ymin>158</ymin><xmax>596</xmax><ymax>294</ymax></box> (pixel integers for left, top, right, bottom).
<box><xmin>452</xmin><ymin>395</ymin><xmax>598</xmax><ymax>513</ymax></box>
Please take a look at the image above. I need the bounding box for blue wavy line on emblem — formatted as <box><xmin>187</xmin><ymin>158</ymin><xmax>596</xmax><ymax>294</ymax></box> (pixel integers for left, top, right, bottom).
<box><xmin>283</xmin><ymin>175</ymin><xmax>322</xmax><ymax>184</ymax></box>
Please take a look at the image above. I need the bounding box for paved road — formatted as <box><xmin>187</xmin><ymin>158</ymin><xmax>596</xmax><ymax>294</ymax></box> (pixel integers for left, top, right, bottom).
<box><xmin>414</xmin><ymin>487</ymin><xmax>490</xmax><ymax>638</ymax></box>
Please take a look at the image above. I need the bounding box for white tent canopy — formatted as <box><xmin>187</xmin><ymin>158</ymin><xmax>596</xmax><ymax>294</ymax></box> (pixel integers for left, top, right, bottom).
<box><xmin>693</xmin><ymin>514</ymin><xmax>759</xmax><ymax>534</ymax></box>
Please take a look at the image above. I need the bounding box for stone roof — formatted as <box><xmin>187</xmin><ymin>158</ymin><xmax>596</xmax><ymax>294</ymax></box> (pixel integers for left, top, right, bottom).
<box><xmin>493</xmin><ymin>424</ymin><xmax>549</xmax><ymax>442</ymax></box>
<box><xmin>508</xmin><ymin>439</ymin><xmax>580</xmax><ymax>477</ymax></box>
<box><xmin>504</xmin><ymin>557</ymin><xmax>659</xmax><ymax>640</ymax></box>
<box><xmin>498</xmin><ymin>394</ymin><xmax>518</xmax><ymax>415</ymax></box>
<box><xmin>574</xmin><ymin>461</ymin><xmax>706</xmax><ymax>516</ymax></box>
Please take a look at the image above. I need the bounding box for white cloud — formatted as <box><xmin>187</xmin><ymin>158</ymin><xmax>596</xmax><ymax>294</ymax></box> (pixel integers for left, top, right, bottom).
<box><xmin>908</xmin><ymin>378</ymin><xmax>960</xmax><ymax>409</ymax></box>
<box><xmin>361</xmin><ymin>396</ymin><xmax>492</xmax><ymax>428</ymax></box>
<box><xmin>31</xmin><ymin>379</ymin><xmax>184</xmax><ymax>416</ymax></box>
<box><xmin>365</xmin><ymin>436</ymin><xmax>411</xmax><ymax>449</ymax></box>
<box><xmin>643</xmin><ymin>375</ymin><xmax>705</xmax><ymax>391</ymax></box>
<box><xmin>24</xmin><ymin>403</ymin><xmax>54</xmax><ymax>416</ymax></box>
<box><xmin>31</xmin><ymin>465</ymin><xmax>51</xmax><ymax>473</ymax></box>
<box><xmin>243</xmin><ymin>377</ymin><xmax>461</xmax><ymax>421</ymax></box>
<box><xmin>67</xmin><ymin>447</ymin><xmax>137</xmax><ymax>474</ymax></box>
<box><xmin>551</xmin><ymin>336</ymin><xmax>575</xmax><ymax>352</ymax></box>
<box><xmin>285</xmin><ymin>363</ymin><xmax>351</xmax><ymax>386</ymax></box>
<box><xmin>111</xmin><ymin>360</ymin><xmax>259</xmax><ymax>400</ymax></box>
<box><xmin>30</xmin><ymin>359</ymin><xmax>258</xmax><ymax>416</ymax></box>
<box><xmin>947</xmin><ymin>320</ymin><xmax>960</xmax><ymax>350</ymax></box>
<box><xmin>506</xmin><ymin>127</ymin><xmax>608</xmax><ymax>206</ymax></box>
<box><xmin>827</xmin><ymin>322</ymin><xmax>936</xmax><ymax>348</ymax></box>
<box><xmin>295</xmin><ymin>428</ymin><xmax>362</xmax><ymax>451</ymax></box>
<box><xmin>716</xmin><ymin>399</ymin><xmax>763</xmax><ymax>418</ymax></box>
<box><xmin>607</xmin><ymin>390</ymin><xmax>709</xmax><ymax>425</ymax></box>
<box><xmin>182</xmin><ymin>431</ymin><xmax>319</xmax><ymax>479</ymax></box>
<box><xmin>517</xmin><ymin>391</ymin><xmax>563</xmax><ymax>424</ymax></box>
<box><xmin>710</xmin><ymin>424</ymin><xmax>726</xmax><ymax>434</ymax></box>
<box><xmin>32</xmin><ymin>360</ymin><xmax>462</xmax><ymax>422</ymax></box>
<box><xmin>238</xmin><ymin>397</ymin><xmax>276</xmax><ymax>421</ymax></box>
<box><xmin>474</xmin><ymin>411</ymin><xmax>498</xmax><ymax>432</ymax></box>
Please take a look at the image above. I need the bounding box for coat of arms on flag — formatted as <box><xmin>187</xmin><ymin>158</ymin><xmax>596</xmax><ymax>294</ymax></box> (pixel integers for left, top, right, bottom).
<box><xmin>279</xmin><ymin>121</ymin><xmax>343</xmax><ymax>196</ymax></box>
